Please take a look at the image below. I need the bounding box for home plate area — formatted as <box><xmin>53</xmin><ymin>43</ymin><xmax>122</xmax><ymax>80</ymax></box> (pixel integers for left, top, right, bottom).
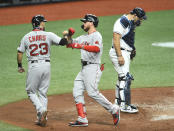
<box><xmin>0</xmin><ymin>87</ymin><xmax>174</xmax><ymax>131</ymax></box>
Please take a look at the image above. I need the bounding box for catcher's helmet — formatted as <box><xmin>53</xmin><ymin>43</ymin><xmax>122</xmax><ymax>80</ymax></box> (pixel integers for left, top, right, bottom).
<box><xmin>130</xmin><ymin>7</ymin><xmax>147</xmax><ymax>20</ymax></box>
<box><xmin>32</xmin><ymin>15</ymin><xmax>47</xmax><ymax>28</ymax></box>
<box><xmin>80</xmin><ymin>14</ymin><xmax>99</xmax><ymax>27</ymax></box>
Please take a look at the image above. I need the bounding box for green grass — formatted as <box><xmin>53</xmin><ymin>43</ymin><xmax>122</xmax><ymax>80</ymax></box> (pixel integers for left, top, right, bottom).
<box><xmin>0</xmin><ymin>10</ymin><xmax>174</xmax><ymax>130</ymax></box>
<box><xmin>0</xmin><ymin>121</ymin><xmax>31</xmax><ymax>131</ymax></box>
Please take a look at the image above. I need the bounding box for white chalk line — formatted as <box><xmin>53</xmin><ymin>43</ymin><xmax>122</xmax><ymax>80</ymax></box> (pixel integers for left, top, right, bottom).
<box><xmin>152</xmin><ymin>42</ymin><xmax>174</xmax><ymax>48</ymax></box>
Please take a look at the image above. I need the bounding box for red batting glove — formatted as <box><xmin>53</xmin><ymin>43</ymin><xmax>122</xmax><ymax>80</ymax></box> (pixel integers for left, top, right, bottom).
<box><xmin>66</xmin><ymin>43</ymin><xmax>73</xmax><ymax>48</ymax></box>
<box><xmin>100</xmin><ymin>63</ymin><xmax>105</xmax><ymax>71</ymax></box>
<box><xmin>68</xmin><ymin>28</ymin><xmax>75</xmax><ymax>36</ymax></box>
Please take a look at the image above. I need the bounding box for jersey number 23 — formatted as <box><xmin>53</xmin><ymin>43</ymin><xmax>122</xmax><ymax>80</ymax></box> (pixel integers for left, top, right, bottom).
<box><xmin>29</xmin><ymin>43</ymin><xmax>48</xmax><ymax>56</ymax></box>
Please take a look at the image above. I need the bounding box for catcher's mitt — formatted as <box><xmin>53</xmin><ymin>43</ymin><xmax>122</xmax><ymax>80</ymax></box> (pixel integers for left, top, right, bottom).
<box><xmin>130</xmin><ymin>49</ymin><xmax>136</xmax><ymax>60</ymax></box>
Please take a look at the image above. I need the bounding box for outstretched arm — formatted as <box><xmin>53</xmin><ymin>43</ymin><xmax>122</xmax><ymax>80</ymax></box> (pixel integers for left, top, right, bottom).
<box><xmin>67</xmin><ymin>43</ymin><xmax>100</xmax><ymax>53</ymax></box>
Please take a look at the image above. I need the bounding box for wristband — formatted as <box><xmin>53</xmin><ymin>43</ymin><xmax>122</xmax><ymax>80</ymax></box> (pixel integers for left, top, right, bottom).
<box><xmin>18</xmin><ymin>63</ymin><xmax>22</xmax><ymax>68</ymax></box>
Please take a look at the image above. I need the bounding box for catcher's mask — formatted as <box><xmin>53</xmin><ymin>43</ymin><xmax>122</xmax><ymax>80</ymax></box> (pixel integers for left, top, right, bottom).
<box><xmin>80</xmin><ymin>14</ymin><xmax>99</xmax><ymax>27</ymax></box>
<box><xmin>130</xmin><ymin>7</ymin><xmax>147</xmax><ymax>20</ymax></box>
<box><xmin>32</xmin><ymin>15</ymin><xmax>47</xmax><ymax>29</ymax></box>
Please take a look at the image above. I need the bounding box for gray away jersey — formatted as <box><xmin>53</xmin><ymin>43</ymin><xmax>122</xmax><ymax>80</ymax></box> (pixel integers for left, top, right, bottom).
<box><xmin>17</xmin><ymin>30</ymin><xmax>61</xmax><ymax>61</ymax></box>
<box><xmin>74</xmin><ymin>31</ymin><xmax>103</xmax><ymax>64</ymax></box>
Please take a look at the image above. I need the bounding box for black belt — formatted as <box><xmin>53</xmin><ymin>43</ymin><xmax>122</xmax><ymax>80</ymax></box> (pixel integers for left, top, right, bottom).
<box><xmin>81</xmin><ymin>60</ymin><xmax>97</xmax><ymax>66</ymax></box>
<box><xmin>31</xmin><ymin>60</ymin><xmax>50</xmax><ymax>63</ymax></box>
<box><xmin>112</xmin><ymin>46</ymin><xmax>131</xmax><ymax>52</ymax></box>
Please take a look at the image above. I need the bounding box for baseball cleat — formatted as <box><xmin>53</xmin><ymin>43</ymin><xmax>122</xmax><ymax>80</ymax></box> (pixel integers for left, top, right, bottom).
<box><xmin>69</xmin><ymin>121</ymin><xmax>88</xmax><ymax>127</ymax></box>
<box><xmin>112</xmin><ymin>109</ymin><xmax>120</xmax><ymax>126</ymax></box>
<box><xmin>36</xmin><ymin>111</ymin><xmax>48</xmax><ymax>127</ymax></box>
<box><xmin>35</xmin><ymin>120</ymin><xmax>40</xmax><ymax>125</ymax></box>
<box><xmin>121</xmin><ymin>104</ymin><xmax>138</xmax><ymax>113</ymax></box>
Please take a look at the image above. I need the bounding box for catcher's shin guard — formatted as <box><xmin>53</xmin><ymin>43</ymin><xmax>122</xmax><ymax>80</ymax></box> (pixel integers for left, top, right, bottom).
<box><xmin>115</xmin><ymin>84</ymin><xmax>121</xmax><ymax>105</ymax></box>
<box><xmin>118</xmin><ymin>76</ymin><xmax>126</xmax><ymax>106</ymax></box>
<box><xmin>118</xmin><ymin>73</ymin><xmax>134</xmax><ymax>106</ymax></box>
<box><xmin>124</xmin><ymin>73</ymin><xmax>134</xmax><ymax>105</ymax></box>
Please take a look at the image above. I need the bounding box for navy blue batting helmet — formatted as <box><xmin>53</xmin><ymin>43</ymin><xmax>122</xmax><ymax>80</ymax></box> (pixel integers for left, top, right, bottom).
<box><xmin>130</xmin><ymin>7</ymin><xmax>147</xmax><ymax>20</ymax></box>
<box><xmin>32</xmin><ymin>15</ymin><xmax>47</xmax><ymax>28</ymax></box>
<box><xmin>80</xmin><ymin>14</ymin><xmax>99</xmax><ymax>27</ymax></box>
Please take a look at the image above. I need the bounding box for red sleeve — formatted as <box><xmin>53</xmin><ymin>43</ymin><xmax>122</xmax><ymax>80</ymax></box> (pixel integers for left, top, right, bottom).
<box><xmin>83</xmin><ymin>45</ymin><xmax>100</xmax><ymax>53</ymax></box>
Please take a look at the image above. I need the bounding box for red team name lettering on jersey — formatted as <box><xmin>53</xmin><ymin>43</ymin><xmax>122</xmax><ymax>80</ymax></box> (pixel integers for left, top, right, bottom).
<box><xmin>29</xmin><ymin>35</ymin><xmax>46</xmax><ymax>43</ymax></box>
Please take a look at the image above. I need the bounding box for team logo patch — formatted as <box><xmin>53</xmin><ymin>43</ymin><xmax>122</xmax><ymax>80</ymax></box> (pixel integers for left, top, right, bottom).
<box><xmin>95</xmin><ymin>41</ymin><xmax>99</xmax><ymax>44</ymax></box>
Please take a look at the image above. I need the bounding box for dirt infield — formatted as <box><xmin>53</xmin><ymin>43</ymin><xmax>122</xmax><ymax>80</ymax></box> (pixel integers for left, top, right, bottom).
<box><xmin>0</xmin><ymin>0</ymin><xmax>174</xmax><ymax>130</ymax></box>
<box><xmin>0</xmin><ymin>87</ymin><xmax>174</xmax><ymax>131</ymax></box>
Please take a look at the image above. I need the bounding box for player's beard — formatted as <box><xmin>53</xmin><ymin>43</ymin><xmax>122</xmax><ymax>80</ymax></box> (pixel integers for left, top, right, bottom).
<box><xmin>84</xmin><ymin>27</ymin><xmax>89</xmax><ymax>32</ymax></box>
<box><xmin>81</xmin><ymin>25</ymin><xmax>89</xmax><ymax>32</ymax></box>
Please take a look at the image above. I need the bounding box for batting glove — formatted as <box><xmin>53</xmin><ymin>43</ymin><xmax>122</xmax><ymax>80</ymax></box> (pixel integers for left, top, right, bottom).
<box><xmin>68</xmin><ymin>28</ymin><xmax>75</xmax><ymax>36</ymax></box>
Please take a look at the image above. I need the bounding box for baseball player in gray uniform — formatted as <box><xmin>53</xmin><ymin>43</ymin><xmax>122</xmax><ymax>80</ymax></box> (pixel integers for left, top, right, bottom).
<box><xmin>109</xmin><ymin>8</ymin><xmax>147</xmax><ymax>113</ymax></box>
<box><xmin>17</xmin><ymin>15</ymin><xmax>69</xmax><ymax>126</ymax></box>
<box><xmin>66</xmin><ymin>14</ymin><xmax>120</xmax><ymax>127</ymax></box>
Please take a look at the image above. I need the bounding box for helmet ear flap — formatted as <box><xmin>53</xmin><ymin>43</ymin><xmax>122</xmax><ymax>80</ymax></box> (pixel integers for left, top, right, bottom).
<box><xmin>90</xmin><ymin>14</ymin><xmax>99</xmax><ymax>27</ymax></box>
<box><xmin>81</xmin><ymin>14</ymin><xmax>99</xmax><ymax>27</ymax></box>
<box><xmin>32</xmin><ymin>17</ymin><xmax>40</xmax><ymax>28</ymax></box>
<box><xmin>31</xmin><ymin>15</ymin><xmax>47</xmax><ymax>29</ymax></box>
<box><xmin>93</xmin><ymin>17</ymin><xmax>99</xmax><ymax>27</ymax></box>
<box><xmin>32</xmin><ymin>23</ymin><xmax>35</xmax><ymax>28</ymax></box>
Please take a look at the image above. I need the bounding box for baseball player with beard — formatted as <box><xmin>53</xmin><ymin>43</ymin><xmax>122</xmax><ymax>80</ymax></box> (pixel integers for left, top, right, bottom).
<box><xmin>17</xmin><ymin>15</ymin><xmax>70</xmax><ymax>126</ymax></box>
<box><xmin>66</xmin><ymin>14</ymin><xmax>120</xmax><ymax>127</ymax></box>
<box><xmin>109</xmin><ymin>7</ymin><xmax>147</xmax><ymax>113</ymax></box>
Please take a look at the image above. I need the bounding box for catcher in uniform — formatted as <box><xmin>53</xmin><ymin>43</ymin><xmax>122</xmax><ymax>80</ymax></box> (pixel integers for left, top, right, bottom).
<box><xmin>109</xmin><ymin>7</ymin><xmax>147</xmax><ymax>113</ymax></box>
<box><xmin>66</xmin><ymin>14</ymin><xmax>120</xmax><ymax>127</ymax></box>
<box><xmin>17</xmin><ymin>15</ymin><xmax>69</xmax><ymax>126</ymax></box>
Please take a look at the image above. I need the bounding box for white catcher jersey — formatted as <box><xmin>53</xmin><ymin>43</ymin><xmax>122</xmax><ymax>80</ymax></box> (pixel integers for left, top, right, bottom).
<box><xmin>74</xmin><ymin>31</ymin><xmax>103</xmax><ymax>64</ymax></box>
<box><xmin>112</xmin><ymin>15</ymin><xmax>133</xmax><ymax>51</ymax></box>
<box><xmin>17</xmin><ymin>29</ymin><xmax>61</xmax><ymax>61</ymax></box>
